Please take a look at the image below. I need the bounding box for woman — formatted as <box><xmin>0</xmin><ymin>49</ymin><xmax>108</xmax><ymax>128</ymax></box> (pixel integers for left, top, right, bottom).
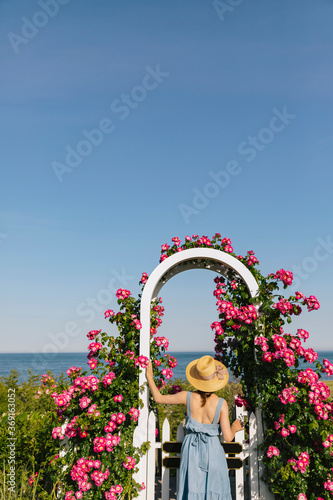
<box><xmin>146</xmin><ymin>354</ymin><xmax>243</xmax><ymax>499</ymax></box>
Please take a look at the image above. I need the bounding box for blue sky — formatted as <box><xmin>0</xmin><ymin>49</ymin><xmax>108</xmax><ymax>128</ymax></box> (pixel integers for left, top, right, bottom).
<box><xmin>1</xmin><ymin>0</ymin><xmax>332</xmax><ymax>356</ymax></box>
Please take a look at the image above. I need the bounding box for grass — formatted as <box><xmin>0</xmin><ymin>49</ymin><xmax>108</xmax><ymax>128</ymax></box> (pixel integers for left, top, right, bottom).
<box><xmin>0</xmin><ymin>463</ymin><xmax>60</xmax><ymax>500</ymax></box>
<box><xmin>326</xmin><ymin>379</ymin><xmax>333</xmax><ymax>392</ymax></box>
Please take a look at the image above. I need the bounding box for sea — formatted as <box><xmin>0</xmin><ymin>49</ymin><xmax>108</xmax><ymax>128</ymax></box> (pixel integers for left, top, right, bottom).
<box><xmin>0</xmin><ymin>351</ymin><xmax>332</xmax><ymax>384</ymax></box>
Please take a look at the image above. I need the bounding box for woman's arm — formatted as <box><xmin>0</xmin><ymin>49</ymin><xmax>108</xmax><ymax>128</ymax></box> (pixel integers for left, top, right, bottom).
<box><xmin>219</xmin><ymin>399</ymin><xmax>243</xmax><ymax>442</ymax></box>
<box><xmin>145</xmin><ymin>361</ymin><xmax>187</xmax><ymax>405</ymax></box>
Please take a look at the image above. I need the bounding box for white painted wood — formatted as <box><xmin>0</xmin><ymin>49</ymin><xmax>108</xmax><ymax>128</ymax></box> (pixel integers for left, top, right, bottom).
<box><xmin>176</xmin><ymin>423</ymin><xmax>185</xmax><ymax>493</ymax></box>
<box><xmin>137</xmin><ymin>248</ymin><xmax>260</xmax><ymax>496</ymax></box>
<box><xmin>146</xmin><ymin>412</ymin><xmax>156</xmax><ymax>500</ymax></box>
<box><xmin>249</xmin><ymin>412</ymin><xmax>259</xmax><ymax>500</ymax></box>
<box><xmin>136</xmin><ymin>247</ymin><xmax>260</xmax><ymax>499</ymax></box>
<box><xmin>137</xmin><ymin>412</ymin><xmax>261</xmax><ymax>499</ymax></box>
<box><xmin>133</xmin><ymin>420</ymin><xmax>148</xmax><ymax>500</ymax></box>
<box><xmin>256</xmin><ymin>409</ymin><xmax>274</xmax><ymax>500</ymax></box>
<box><xmin>161</xmin><ymin>419</ymin><xmax>170</xmax><ymax>500</ymax></box>
<box><xmin>235</xmin><ymin>405</ymin><xmax>247</xmax><ymax>500</ymax></box>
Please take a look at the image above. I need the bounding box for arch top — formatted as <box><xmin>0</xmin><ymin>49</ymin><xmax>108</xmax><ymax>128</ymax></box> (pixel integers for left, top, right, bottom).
<box><xmin>136</xmin><ymin>247</ymin><xmax>260</xmax><ymax>495</ymax></box>
<box><xmin>142</xmin><ymin>247</ymin><xmax>259</xmax><ymax>302</ymax></box>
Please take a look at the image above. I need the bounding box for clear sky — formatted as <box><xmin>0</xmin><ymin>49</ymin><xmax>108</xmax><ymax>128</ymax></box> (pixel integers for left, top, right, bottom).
<box><xmin>1</xmin><ymin>0</ymin><xmax>332</xmax><ymax>356</ymax></box>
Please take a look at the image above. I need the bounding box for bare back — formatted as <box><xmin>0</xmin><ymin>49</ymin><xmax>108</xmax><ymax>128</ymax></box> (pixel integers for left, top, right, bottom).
<box><xmin>188</xmin><ymin>392</ymin><xmax>222</xmax><ymax>424</ymax></box>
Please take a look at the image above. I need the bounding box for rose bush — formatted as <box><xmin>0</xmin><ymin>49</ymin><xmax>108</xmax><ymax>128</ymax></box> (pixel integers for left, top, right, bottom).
<box><xmin>41</xmin><ymin>276</ymin><xmax>173</xmax><ymax>500</ymax></box>
<box><xmin>161</xmin><ymin>233</ymin><xmax>333</xmax><ymax>500</ymax></box>
<box><xmin>35</xmin><ymin>233</ymin><xmax>331</xmax><ymax>499</ymax></box>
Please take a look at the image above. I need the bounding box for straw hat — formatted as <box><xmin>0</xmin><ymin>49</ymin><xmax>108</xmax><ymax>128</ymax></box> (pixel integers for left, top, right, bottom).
<box><xmin>186</xmin><ymin>355</ymin><xmax>229</xmax><ymax>392</ymax></box>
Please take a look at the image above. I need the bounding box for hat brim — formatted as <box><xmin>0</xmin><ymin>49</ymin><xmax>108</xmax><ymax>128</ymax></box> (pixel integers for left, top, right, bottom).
<box><xmin>186</xmin><ymin>358</ymin><xmax>229</xmax><ymax>392</ymax></box>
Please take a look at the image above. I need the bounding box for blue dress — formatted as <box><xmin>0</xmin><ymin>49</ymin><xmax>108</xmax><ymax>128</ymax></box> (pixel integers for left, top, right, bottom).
<box><xmin>177</xmin><ymin>392</ymin><xmax>232</xmax><ymax>500</ymax></box>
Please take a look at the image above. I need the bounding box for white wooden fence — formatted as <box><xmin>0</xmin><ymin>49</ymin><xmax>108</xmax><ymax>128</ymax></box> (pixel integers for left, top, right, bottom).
<box><xmin>133</xmin><ymin>404</ymin><xmax>262</xmax><ymax>500</ymax></box>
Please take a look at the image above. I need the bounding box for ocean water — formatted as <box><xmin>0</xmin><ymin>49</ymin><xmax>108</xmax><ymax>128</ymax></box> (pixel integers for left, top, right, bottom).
<box><xmin>0</xmin><ymin>351</ymin><xmax>332</xmax><ymax>384</ymax></box>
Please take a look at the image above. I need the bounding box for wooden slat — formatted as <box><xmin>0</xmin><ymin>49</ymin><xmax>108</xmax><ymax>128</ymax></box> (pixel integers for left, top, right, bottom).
<box><xmin>176</xmin><ymin>424</ymin><xmax>184</xmax><ymax>495</ymax></box>
<box><xmin>147</xmin><ymin>412</ymin><xmax>156</xmax><ymax>500</ymax></box>
<box><xmin>161</xmin><ymin>419</ymin><xmax>170</xmax><ymax>500</ymax></box>
<box><xmin>162</xmin><ymin>457</ymin><xmax>243</xmax><ymax>470</ymax></box>
<box><xmin>222</xmin><ymin>442</ymin><xmax>243</xmax><ymax>454</ymax></box>
<box><xmin>235</xmin><ymin>406</ymin><xmax>246</xmax><ymax>500</ymax></box>
<box><xmin>162</xmin><ymin>441</ymin><xmax>243</xmax><ymax>454</ymax></box>
<box><xmin>249</xmin><ymin>411</ymin><xmax>259</xmax><ymax>500</ymax></box>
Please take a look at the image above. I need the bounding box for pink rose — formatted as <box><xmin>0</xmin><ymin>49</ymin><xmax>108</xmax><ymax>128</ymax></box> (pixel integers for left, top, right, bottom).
<box><xmin>267</xmin><ymin>446</ymin><xmax>279</xmax><ymax>458</ymax></box>
<box><xmin>104</xmin><ymin>309</ymin><xmax>114</xmax><ymax>318</ymax></box>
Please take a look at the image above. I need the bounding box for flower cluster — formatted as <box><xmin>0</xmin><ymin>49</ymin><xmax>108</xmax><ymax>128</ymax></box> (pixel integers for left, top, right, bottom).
<box><xmin>271</xmin><ymin>268</ymin><xmax>294</xmax><ymax>287</ymax></box>
<box><xmin>168</xmin><ymin>384</ymin><xmax>182</xmax><ymax>394</ymax></box>
<box><xmin>161</xmin><ymin>368</ymin><xmax>173</xmax><ymax>379</ymax></box>
<box><xmin>87</xmin><ymin>329</ymin><xmax>102</xmax><ymax>339</ymax></box>
<box><xmin>278</xmin><ymin>385</ymin><xmax>299</xmax><ymax>404</ymax></box>
<box><xmin>128</xmin><ymin>407</ymin><xmax>140</xmax><ymax>421</ymax></box>
<box><xmin>159</xmin><ymin>234</ymin><xmax>331</xmax><ymax>499</ymax></box>
<box><xmin>102</xmin><ymin>371</ymin><xmax>116</xmax><ymax>387</ymax></box>
<box><xmin>323</xmin><ymin>358</ymin><xmax>333</xmax><ymax>377</ymax></box>
<box><xmin>131</xmin><ymin>314</ymin><xmax>142</xmax><ymax>330</ymax></box>
<box><xmin>216</xmin><ymin>299</ymin><xmax>257</xmax><ymax>329</ymax></box>
<box><xmin>44</xmin><ymin>237</ymin><xmax>331</xmax><ymax>500</ymax></box>
<box><xmin>235</xmin><ymin>394</ymin><xmax>250</xmax><ymax>408</ymax></box>
<box><xmin>322</xmin><ymin>434</ymin><xmax>333</xmax><ymax>449</ymax></box>
<box><xmin>166</xmin><ymin>355</ymin><xmax>177</xmax><ymax>368</ymax></box>
<box><xmin>66</xmin><ymin>366</ymin><xmax>82</xmax><ymax>378</ymax></box>
<box><xmin>28</xmin><ymin>472</ymin><xmax>38</xmax><ymax>485</ymax></box>
<box><xmin>52</xmin><ymin>426</ymin><xmax>65</xmax><ymax>440</ymax></box>
<box><xmin>154</xmin><ymin>336</ymin><xmax>169</xmax><ymax>350</ymax></box>
<box><xmin>115</xmin><ymin>288</ymin><xmax>131</xmax><ymax>300</ymax></box>
<box><xmin>93</xmin><ymin>434</ymin><xmax>121</xmax><ymax>453</ymax></box>
<box><xmin>140</xmin><ymin>272</ymin><xmax>149</xmax><ymax>284</ymax></box>
<box><xmin>88</xmin><ymin>342</ymin><xmax>103</xmax><ymax>354</ymax></box>
<box><xmin>273</xmin><ymin>298</ymin><xmax>296</xmax><ymax>315</ymax></box>
<box><xmin>267</xmin><ymin>446</ymin><xmax>280</xmax><ymax>458</ymax></box>
<box><xmin>123</xmin><ymin>456</ymin><xmax>136</xmax><ymax>470</ymax></box>
<box><xmin>160</xmin><ymin>234</ymin><xmax>237</xmax><ymax>262</ymax></box>
<box><xmin>79</xmin><ymin>396</ymin><xmax>91</xmax><ymax>409</ymax></box>
<box><xmin>324</xmin><ymin>471</ymin><xmax>333</xmax><ymax>492</ymax></box>
<box><xmin>70</xmin><ymin>457</ymin><xmax>108</xmax><ymax>494</ymax></box>
<box><xmin>274</xmin><ymin>414</ymin><xmax>297</xmax><ymax>437</ymax></box>
<box><xmin>136</xmin><ymin>355</ymin><xmax>149</xmax><ymax>369</ymax></box>
<box><xmin>105</xmin><ymin>485</ymin><xmax>123</xmax><ymax>499</ymax></box>
<box><xmin>288</xmin><ymin>452</ymin><xmax>310</xmax><ymax>474</ymax></box>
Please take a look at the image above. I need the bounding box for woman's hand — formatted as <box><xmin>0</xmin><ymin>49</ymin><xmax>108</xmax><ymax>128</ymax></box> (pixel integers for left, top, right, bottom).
<box><xmin>145</xmin><ymin>360</ymin><xmax>153</xmax><ymax>381</ymax></box>
<box><xmin>232</xmin><ymin>418</ymin><xmax>244</xmax><ymax>433</ymax></box>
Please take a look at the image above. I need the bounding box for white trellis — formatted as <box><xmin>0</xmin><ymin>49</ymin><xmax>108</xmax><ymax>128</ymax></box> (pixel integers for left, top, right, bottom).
<box><xmin>134</xmin><ymin>248</ymin><xmax>273</xmax><ymax>499</ymax></box>
<box><xmin>133</xmin><ymin>404</ymin><xmax>258</xmax><ymax>500</ymax></box>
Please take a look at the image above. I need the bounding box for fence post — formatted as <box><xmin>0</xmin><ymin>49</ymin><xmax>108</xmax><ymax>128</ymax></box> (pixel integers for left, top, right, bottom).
<box><xmin>235</xmin><ymin>405</ymin><xmax>246</xmax><ymax>500</ymax></box>
<box><xmin>146</xmin><ymin>411</ymin><xmax>156</xmax><ymax>499</ymax></box>
<box><xmin>161</xmin><ymin>418</ymin><xmax>170</xmax><ymax>500</ymax></box>
<box><xmin>249</xmin><ymin>412</ymin><xmax>259</xmax><ymax>500</ymax></box>
<box><xmin>176</xmin><ymin>422</ymin><xmax>184</xmax><ymax>494</ymax></box>
<box><xmin>256</xmin><ymin>409</ymin><xmax>274</xmax><ymax>500</ymax></box>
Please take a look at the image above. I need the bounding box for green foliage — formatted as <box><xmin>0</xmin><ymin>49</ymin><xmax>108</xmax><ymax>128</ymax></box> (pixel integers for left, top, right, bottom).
<box><xmin>0</xmin><ymin>370</ymin><xmax>67</xmax><ymax>499</ymax></box>
<box><xmin>2</xmin><ymin>233</ymin><xmax>332</xmax><ymax>499</ymax></box>
<box><xmin>162</xmin><ymin>234</ymin><xmax>333</xmax><ymax>499</ymax></box>
<box><xmin>46</xmin><ymin>289</ymin><xmax>174</xmax><ymax>499</ymax></box>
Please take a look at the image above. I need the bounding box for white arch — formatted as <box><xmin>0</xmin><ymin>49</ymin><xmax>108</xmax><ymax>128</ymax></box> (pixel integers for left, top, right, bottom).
<box><xmin>135</xmin><ymin>248</ymin><xmax>259</xmax><ymax>497</ymax></box>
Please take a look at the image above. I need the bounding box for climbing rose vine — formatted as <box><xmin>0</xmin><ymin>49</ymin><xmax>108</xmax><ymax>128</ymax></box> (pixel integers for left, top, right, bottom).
<box><xmin>161</xmin><ymin>233</ymin><xmax>333</xmax><ymax>500</ymax></box>
<box><xmin>38</xmin><ymin>233</ymin><xmax>332</xmax><ymax>500</ymax></box>
<box><xmin>41</xmin><ymin>275</ymin><xmax>173</xmax><ymax>499</ymax></box>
